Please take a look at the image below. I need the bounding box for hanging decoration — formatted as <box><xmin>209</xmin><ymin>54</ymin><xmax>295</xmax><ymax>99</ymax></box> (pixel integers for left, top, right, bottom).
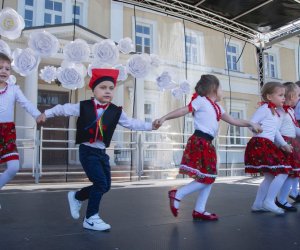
<box><xmin>28</xmin><ymin>30</ymin><xmax>59</xmax><ymax>57</ymax></box>
<box><xmin>127</xmin><ymin>53</ymin><xmax>151</xmax><ymax>78</ymax></box>
<box><xmin>57</xmin><ymin>65</ymin><xmax>85</xmax><ymax>90</ymax></box>
<box><xmin>11</xmin><ymin>48</ymin><xmax>40</xmax><ymax>76</ymax></box>
<box><xmin>150</xmin><ymin>54</ymin><xmax>162</xmax><ymax>68</ymax></box>
<box><xmin>63</xmin><ymin>38</ymin><xmax>90</xmax><ymax>63</ymax></box>
<box><xmin>179</xmin><ymin>80</ymin><xmax>191</xmax><ymax>94</ymax></box>
<box><xmin>118</xmin><ymin>37</ymin><xmax>134</xmax><ymax>54</ymax></box>
<box><xmin>114</xmin><ymin>64</ymin><xmax>128</xmax><ymax>81</ymax></box>
<box><xmin>0</xmin><ymin>7</ymin><xmax>25</xmax><ymax>40</ymax></box>
<box><xmin>92</xmin><ymin>39</ymin><xmax>119</xmax><ymax>66</ymax></box>
<box><xmin>0</xmin><ymin>39</ymin><xmax>11</xmax><ymax>57</ymax></box>
<box><xmin>171</xmin><ymin>87</ymin><xmax>184</xmax><ymax>99</ymax></box>
<box><xmin>39</xmin><ymin>66</ymin><xmax>57</xmax><ymax>84</ymax></box>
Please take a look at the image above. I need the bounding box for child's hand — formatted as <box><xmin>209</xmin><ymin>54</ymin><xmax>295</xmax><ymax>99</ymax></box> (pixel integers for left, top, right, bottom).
<box><xmin>36</xmin><ymin>113</ymin><xmax>47</xmax><ymax>123</ymax></box>
<box><xmin>251</xmin><ymin>123</ymin><xmax>263</xmax><ymax>134</ymax></box>
<box><xmin>152</xmin><ymin>119</ymin><xmax>162</xmax><ymax>130</ymax></box>
<box><xmin>281</xmin><ymin>144</ymin><xmax>293</xmax><ymax>153</ymax></box>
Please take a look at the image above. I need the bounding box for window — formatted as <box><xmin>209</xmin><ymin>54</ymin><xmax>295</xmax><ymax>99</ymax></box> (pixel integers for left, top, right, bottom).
<box><xmin>24</xmin><ymin>0</ymin><xmax>34</xmax><ymax>27</ymax></box>
<box><xmin>185</xmin><ymin>34</ymin><xmax>200</xmax><ymax>64</ymax></box>
<box><xmin>264</xmin><ymin>53</ymin><xmax>278</xmax><ymax>78</ymax></box>
<box><xmin>72</xmin><ymin>4</ymin><xmax>81</xmax><ymax>24</ymax></box>
<box><xmin>135</xmin><ymin>23</ymin><xmax>152</xmax><ymax>54</ymax></box>
<box><xmin>229</xmin><ymin>110</ymin><xmax>243</xmax><ymax>145</ymax></box>
<box><xmin>44</xmin><ymin>0</ymin><xmax>63</xmax><ymax>25</ymax></box>
<box><xmin>226</xmin><ymin>44</ymin><xmax>239</xmax><ymax>71</ymax></box>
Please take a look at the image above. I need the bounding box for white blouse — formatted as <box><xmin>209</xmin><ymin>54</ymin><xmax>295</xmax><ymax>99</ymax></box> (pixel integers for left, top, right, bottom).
<box><xmin>0</xmin><ymin>84</ymin><xmax>41</xmax><ymax>123</ymax></box>
<box><xmin>278</xmin><ymin>108</ymin><xmax>300</xmax><ymax>138</ymax></box>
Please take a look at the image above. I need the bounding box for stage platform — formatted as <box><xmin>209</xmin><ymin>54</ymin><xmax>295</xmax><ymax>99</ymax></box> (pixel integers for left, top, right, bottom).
<box><xmin>0</xmin><ymin>177</ymin><xmax>299</xmax><ymax>250</ymax></box>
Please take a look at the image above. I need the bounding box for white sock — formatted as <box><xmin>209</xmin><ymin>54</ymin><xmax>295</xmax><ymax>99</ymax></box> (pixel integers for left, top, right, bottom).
<box><xmin>252</xmin><ymin>173</ymin><xmax>274</xmax><ymax>208</ymax></box>
<box><xmin>264</xmin><ymin>174</ymin><xmax>288</xmax><ymax>206</ymax></box>
<box><xmin>277</xmin><ymin>177</ymin><xmax>293</xmax><ymax>207</ymax></box>
<box><xmin>194</xmin><ymin>184</ymin><xmax>212</xmax><ymax>214</ymax></box>
<box><xmin>0</xmin><ymin>160</ymin><xmax>20</xmax><ymax>189</ymax></box>
<box><xmin>290</xmin><ymin>177</ymin><xmax>299</xmax><ymax>198</ymax></box>
<box><xmin>175</xmin><ymin>180</ymin><xmax>207</xmax><ymax>209</ymax></box>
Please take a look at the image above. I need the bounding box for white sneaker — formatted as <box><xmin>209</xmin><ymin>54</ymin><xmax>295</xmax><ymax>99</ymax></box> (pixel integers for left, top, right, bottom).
<box><xmin>67</xmin><ymin>191</ymin><xmax>82</xmax><ymax>219</ymax></box>
<box><xmin>83</xmin><ymin>214</ymin><xmax>111</xmax><ymax>231</ymax></box>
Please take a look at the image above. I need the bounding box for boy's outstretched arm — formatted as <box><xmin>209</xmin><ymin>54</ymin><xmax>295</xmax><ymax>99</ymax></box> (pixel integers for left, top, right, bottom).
<box><xmin>156</xmin><ymin>106</ymin><xmax>190</xmax><ymax>127</ymax></box>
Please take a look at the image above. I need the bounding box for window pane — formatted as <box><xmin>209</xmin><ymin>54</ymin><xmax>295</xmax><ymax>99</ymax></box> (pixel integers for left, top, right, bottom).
<box><xmin>54</xmin><ymin>2</ymin><xmax>62</xmax><ymax>11</ymax></box>
<box><xmin>143</xmin><ymin>26</ymin><xmax>150</xmax><ymax>34</ymax></box>
<box><xmin>144</xmin><ymin>46</ymin><xmax>151</xmax><ymax>54</ymax></box>
<box><xmin>44</xmin><ymin>13</ymin><xmax>51</xmax><ymax>24</ymax></box>
<box><xmin>144</xmin><ymin>38</ymin><xmax>150</xmax><ymax>46</ymax></box>
<box><xmin>72</xmin><ymin>18</ymin><xmax>80</xmax><ymax>24</ymax></box>
<box><xmin>25</xmin><ymin>10</ymin><xmax>33</xmax><ymax>20</ymax></box>
<box><xmin>136</xmin><ymin>45</ymin><xmax>142</xmax><ymax>53</ymax></box>
<box><xmin>136</xmin><ymin>25</ymin><xmax>143</xmax><ymax>33</ymax></box>
<box><xmin>25</xmin><ymin>0</ymin><xmax>34</xmax><ymax>6</ymax></box>
<box><xmin>144</xmin><ymin>104</ymin><xmax>151</xmax><ymax>114</ymax></box>
<box><xmin>135</xmin><ymin>36</ymin><xmax>142</xmax><ymax>45</ymax></box>
<box><xmin>45</xmin><ymin>0</ymin><xmax>53</xmax><ymax>10</ymax></box>
<box><xmin>25</xmin><ymin>20</ymin><xmax>33</xmax><ymax>27</ymax></box>
<box><xmin>55</xmin><ymin>15</ymin><xmax>62</xmax><ymax>24</ymax></box>
<box><xmin>185</xmin><ymin>35</ymin><xmax>191</xmax><ymax>43</ymax></box>
<box><xmin>73</xmin><ymin>5</ymin><xmax>80</xmax><ymax>15</ymax></box>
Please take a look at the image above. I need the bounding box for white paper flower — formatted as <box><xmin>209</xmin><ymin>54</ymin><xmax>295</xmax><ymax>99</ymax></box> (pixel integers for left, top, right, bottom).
<box><xmin>114</xmin><ymin>64</ymin><xmax>128</xmax><ymax>81</ymax></box>
<box><xmin>12</xmin><ymin>48</ymin><xmax>40</xmax><ymax>76</ymax></box>
<box><xmin>61</xmin><ymin>61</ymin><xmax>87</xmax><ymax>78</ymax></box>
<box><xmin>57</xmin><ymin>66</ymin><xmax>85</xmax><ymax>90</ymax></box>
<box><xmin>127</xmin><ymin>54</ymin><xmax>151</xmax><ymax>78</ymax></box>
<box><xmin>172</xmin><ymin>87</ymin><xmax>184</xmax><ymax>99</ymax></box>
<box><xmin>7</xmin><ymin>75</ymin><xmax>16</xmax><ymax>85</ymax></box>
<box><xmin>118</xmin><ymin>37</ymin><xmax>134</xmax><ymax>54</ymax></box>
<box><xmin>150</xmin><ymin>54</ymin><xmax>162</xmax><ymax>67</ymax></box>
<box><xmin>0</xmin><ymin>7</ymin><xmax>25</xmax><ymax>40</ymax></box>
<box><xmin>63</xmin><ymin>39</ymin><xmax>90</xmax><ymax>63</ymax></box>
<box><xmin>87</xmin><ymin>61</ymin><xmax>106</xmax><ymax>77</ymax></box>
<box><xmin>28</xmin><ymin>31</ymin><xmax>59</xmax><ymax>57</ymax></box>
<box><xmin>179</xmin><ymin>80</ymin><xmax>191</xmax><ymax>94</ymax></box>
<box><xmin>156</xmin><ymin>71</ymin><xmax>174</xmax><ymax>90</ymax></box>
<box><xmin>92</xmin><ymin>39</ymin><xmax>119</xmax><ymax>65</ymax></box>
<box><xmin>39</xmin><ymin>66</ymin><xmax>57</xmax><ymax>83</ymax></box>
<box><xmin>0</xmin><ymin>39</ymin><xmax>11</xmax><ymax>57</ymax></box>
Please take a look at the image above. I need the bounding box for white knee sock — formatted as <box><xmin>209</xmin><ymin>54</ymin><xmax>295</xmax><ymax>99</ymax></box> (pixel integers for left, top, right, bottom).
<box><xmin>252</xmin><ymin>173</ymin><xmax>274</xmax><ymax>208</ymax></box>
<box><xmin>174</xmin><ymin>180</ymin><xmax>207</xmax><ymax>209</ymax></box>
<box><xmin>194</xmin><ymin>184</ymin><xmax>212</xmax><ymax>214</ymax></box>
<box><xmin>290</xmin><ymin>177</ymin><xmax>299</xmax><ymax>197</ymax></box>
<box><xmin>264</xmin><ymin>174</ymin><xmax>288</xmax><ymax>205</ymax></box>
<box><xmin>277</xmin><ymin>177</ymin><xmax>293</xmax><ymax>206</ymax></box>
<box><xmin>0</xmin><ymin>160</ymin><xmax>20</xmax><ymax>189</ymax></box>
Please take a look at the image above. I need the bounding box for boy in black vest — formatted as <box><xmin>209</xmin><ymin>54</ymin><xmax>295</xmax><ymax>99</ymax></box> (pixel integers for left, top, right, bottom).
<box><xmin>38</xmin><ymin>68</ymin><xmax>158</xmax><ymax>231</ymax></box>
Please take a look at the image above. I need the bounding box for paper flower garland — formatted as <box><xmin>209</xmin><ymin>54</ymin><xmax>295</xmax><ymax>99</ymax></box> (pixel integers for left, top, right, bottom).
<box><xmin>28</xmin><ymin>31</ymin><xmax>59</xmax><ymax>57</ymax></box>
<box><xmin>92</xmin><ymin>39</ymin><xmax>119</xmax><ymax>65</ymax></box>
<box><xmin>0</xmin><ymin>39</ymin><xmax>11</xmax><ymax>57</ymax></box>
<box><xmin>118</xmin><ymin>37</ymin><xmax>134</xmax><ymax>54</ymax></box>
<box><xmin>39</xmin><ymin>66</ymin><xmax>57</xmax><ymax>83</ymax></box>
<box><xmin>57</xmin><ymin>66</ymin><xmax>85</xmax><ymax>90</ymax></box>
<box><xmin>0</xmin><ymin>7</ymin><xmax>25</xmax><ymax>40</ymax></box>
<box><xmin>179</xmin><ymin>80</ymin><xmax>191</xmax><ymax>94</ymax></box>
<box><xmin>63</xmin><ymin>39</ymin><xmax>90</xmax><ymax>63</ymax></box>
<box><xmin>171</xmin><ymin>88</ymin><xmax>184</xmax><ymax>99</ymax></box>
<box><xmin>127</xmin><ymin>54</ymin><xmax>151</xmax><ymax>78</ymax></box>
<box><xmin>115</xmin><ymin>64</ymin><xmax>128</xmax><ymax>81</ymax></box>
<box><xmin>12</xmin><ymin>48</ymin><xmax>40</xmax><ymax>76</ymax></box>
<box><xmin>150</xmin><ymin>54</ymin><xmax>162</xmax><ymax>68</ymax></box>
<box><xmin>156</xmin><ymin>71</ymin><xmax>174</xmax><ymax>90</ymax></box>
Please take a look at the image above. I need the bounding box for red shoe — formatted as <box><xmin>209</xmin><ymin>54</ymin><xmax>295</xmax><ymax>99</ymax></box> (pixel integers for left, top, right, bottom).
<box><xmin>192</xmin><ymin>210</ymin><xmax>218</xmax><ymax>221</ymax></box>
<box><xmin>168</xmin><ymin>190</ymin><xmax>180</xmax><ymax>217</ymax></box>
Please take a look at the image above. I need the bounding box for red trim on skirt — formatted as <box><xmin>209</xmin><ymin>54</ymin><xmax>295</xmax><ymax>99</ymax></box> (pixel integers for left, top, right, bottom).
<box><xmin>0</xmin><ymin>122</ymin><xmax>19</xmax><ymax>163</ymax></box>
<box><xmin>244</xmin><ymin>137</ymin><xmax>291</xmax><ymax>175</ymax></box>
<box><xmin>282</xmin><ymin>136</ymin><xmax>300</xmax><ymax>178</ymax></box>
<box><xmin>179</xmin><ymin>134</ymin><xmax>217</xmax><ymax>184</ymax></box>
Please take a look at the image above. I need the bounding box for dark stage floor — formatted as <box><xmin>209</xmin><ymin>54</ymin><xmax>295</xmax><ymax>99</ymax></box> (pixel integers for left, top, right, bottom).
<box><xmin>0</xmin><ymin>178</ymin><xmax>299</xmax><ymax>250</ymax></box>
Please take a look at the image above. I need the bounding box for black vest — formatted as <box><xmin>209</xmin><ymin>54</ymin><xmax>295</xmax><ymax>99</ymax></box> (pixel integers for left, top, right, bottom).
<box><xmin>75</xmin><ymin>100</ymin><xmax>122</xmax><ymax>147</ymax></box>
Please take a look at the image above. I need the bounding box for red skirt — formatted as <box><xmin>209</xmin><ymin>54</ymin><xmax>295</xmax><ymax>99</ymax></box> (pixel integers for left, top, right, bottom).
<box><xmin>0</xmin><ymin>122</ymin><xmax>19</xmax><ymax>163</ymax></box>
<box><xmin>244</xmin><ymin>137</ymin><xmax>291</xmax><ymax>175</ymax></box>
<box><xmin>282</xmin><ymin>136</ymin><xmax>300</xmax><ymax>178</ymax></box>
<box><xmin>179</xmin><ymin>134</ymin><xmax>217</xmax><ymax>184</ymax></box>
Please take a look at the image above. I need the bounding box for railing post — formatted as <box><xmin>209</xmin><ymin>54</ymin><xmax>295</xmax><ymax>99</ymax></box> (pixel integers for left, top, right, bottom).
<box><xmin>136</xmin><ymin>132</ymin><xmax>143</xmax><ymax>181</ymax></box>
<box><xmin>39</xmin><ymin>126</ymin><xmax>43</xmax><ymax>178</ymax></box>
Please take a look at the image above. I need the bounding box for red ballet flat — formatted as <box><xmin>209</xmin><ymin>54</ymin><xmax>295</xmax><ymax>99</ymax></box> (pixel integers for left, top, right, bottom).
<box><xmin>192</xmin><ymin>210</ymin><xmax>218</xmax><ymax>221</ymax></box>
<box><xmin>168</xmin><ymin>190</ymin><xmax>180</xmax><ymax>217</ymax></box>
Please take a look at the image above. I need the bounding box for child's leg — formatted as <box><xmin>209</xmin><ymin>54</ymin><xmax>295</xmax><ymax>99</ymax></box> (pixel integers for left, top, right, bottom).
<box><xmin>252</xmin><ymin>173</ymin><xmax>274</xmax><ymax>209</ymax></box>
<box><xmin>0</xmin><ymin>160</ymin><xmax>19</xmax><ymax>189</ymax></box>
<box><xmin>263</xmin><ymin>174</ymin><xmax>288</xmax><ymax>213</ymax></box>
<box><xmin>194</xmin><ymin>184</ymin><xmax>212</xmax><ymax>214</ymax></box>
<box><xmin>277</xmin><ymin>177</ymin><xmax>293</xmax><ymax>206</ymax></box>
<box><xmin>174</xmin><ymin>180</ymin><xmax>207</xmax><ymax>209</ymax></box>
<box><xmin>290</xmin><ymin>177</ymin><xmax>299</xmax><ymax>198</ymax></box>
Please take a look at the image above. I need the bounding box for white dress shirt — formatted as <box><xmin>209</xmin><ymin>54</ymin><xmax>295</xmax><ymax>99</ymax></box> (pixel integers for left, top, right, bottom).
<box><xmin>278</xmin><ymin>108</ymin><xmax>300</xmax><ymax>138</ymax></box>
<box><xmin>44</xmin><ymin>99</ymin><xmax>152</xmax><ymax>149</ymax></box>
<box><xmin>0</xmin><ymin>84</ymin><xmax>41</xmax><ymax>123</ymax></box>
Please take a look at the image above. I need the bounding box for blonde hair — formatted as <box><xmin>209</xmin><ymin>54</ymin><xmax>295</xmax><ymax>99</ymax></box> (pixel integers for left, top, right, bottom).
<box><xmin>261</xmin><ymin>82</ymin><xmax>284</xmax><ymax>102</ymax></box>
<box><xmin>283</xmin><ymin>82</ymin><xmax>298</xmax><ymax>101</ymax></box>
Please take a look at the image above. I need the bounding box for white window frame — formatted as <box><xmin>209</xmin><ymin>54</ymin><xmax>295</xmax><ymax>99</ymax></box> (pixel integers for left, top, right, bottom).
<box><xmin>225</xmin><ymin>42</ymin><xmax>241</xmax><ymax>72</ymax></box>
<box><xmin>132</xmin><ymin>17</ymin><xmax>157</xmax><ymax>54</ymax></box>
<box><xmin>44</xmin><ymin>0</ymin><xmax>64</xmax><ymax>25</ymax></box>
<box><xmin>18</xmin><ymin>0</ymin><xmax>88</xmax><ymax>26</ymax></box>
<box><xmin>23</xmin><ymin>0</ymin><xmax>35</xmax><ymax>27</ymax></box>
<box><xmin>264</xmin><ymin>52</ymin><xmax>278</xmax><ymax>79</ymax></box>
<box><xmin>184</xmin><ymin>29</ymin><xmax>204</xmax><ymax>65</ymax></box>
<box><xmin>225</xmin><ymin>99</ymin><xmax>248</xmax><ymax>145</ymax></box>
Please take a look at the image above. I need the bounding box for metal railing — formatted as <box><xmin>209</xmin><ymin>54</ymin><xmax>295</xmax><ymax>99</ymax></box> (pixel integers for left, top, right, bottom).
<box><xmin>34</xmin><ymin>126</ymin><xmax>250</xmax><ymax>182</ymax></box>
